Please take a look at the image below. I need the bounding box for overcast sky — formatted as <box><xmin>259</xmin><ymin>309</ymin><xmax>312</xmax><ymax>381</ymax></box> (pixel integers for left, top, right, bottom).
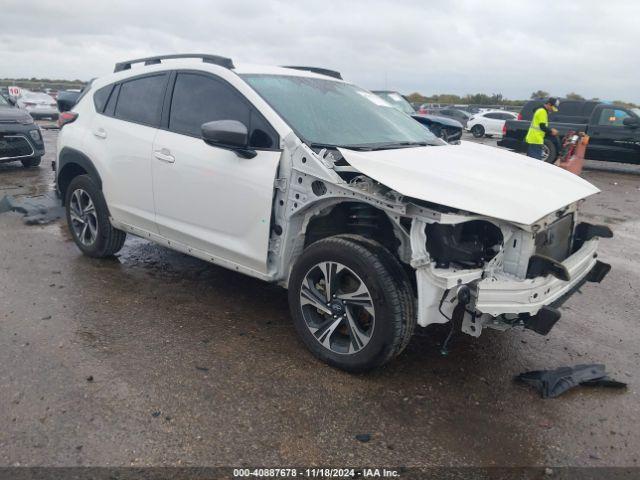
<box><xmin>2</xmin><ymin>0</ymin><xmax>638</xmax><ymax>102</ymax></box>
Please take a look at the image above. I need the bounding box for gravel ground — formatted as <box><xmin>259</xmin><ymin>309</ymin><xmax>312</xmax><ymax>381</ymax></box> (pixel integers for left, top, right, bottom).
<box><xmin>0</xmin><ymin>128</ymin><xmax>639</xmax><ymax>468</ymax></box>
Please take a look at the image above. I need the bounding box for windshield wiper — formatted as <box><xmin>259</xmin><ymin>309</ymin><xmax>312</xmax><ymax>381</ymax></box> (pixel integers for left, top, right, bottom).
<box><xmin>367</xmin><ymin>141</ymin><xmax>431</xmax><ymax>151</ymax></box>
<box><xmin>307</xmin><ymin>142</ymin><xmax>373</xmax><ymax>151</ymax></box>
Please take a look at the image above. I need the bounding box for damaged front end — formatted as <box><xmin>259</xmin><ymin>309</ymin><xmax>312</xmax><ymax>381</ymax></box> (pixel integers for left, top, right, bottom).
<box><xmin>409</xmin><ymin>205</ymin><xmax>613</xmax><ymax>338</ymax></box>
<box><xmin>272</xmin><ymin>135</ymin><xmax>611</xmax><ymax>342</ymax></box>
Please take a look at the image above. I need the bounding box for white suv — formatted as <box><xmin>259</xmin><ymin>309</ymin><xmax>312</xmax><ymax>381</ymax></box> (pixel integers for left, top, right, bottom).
<box><xmin>56</xmin><ymin>54</ymin><xmax>612</xmax><ymax>372</ymax></box>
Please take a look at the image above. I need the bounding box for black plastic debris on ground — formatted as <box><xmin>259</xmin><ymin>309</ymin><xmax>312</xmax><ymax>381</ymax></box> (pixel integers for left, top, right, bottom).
<box><xmin>0</xmin><ymin>192</ymin><xmax>64</xmax><ymax>225</ymax></box>
<box><xmin>516</xmin><ymin>364</ymin><xmax>627</xmax><ymax>398</ymax></box>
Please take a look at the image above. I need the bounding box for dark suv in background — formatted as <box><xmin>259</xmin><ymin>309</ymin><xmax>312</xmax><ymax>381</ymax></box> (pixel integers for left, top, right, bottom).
<box><xmin>0</xmin><ymin>94</ymin><xmax>45</xmax><ymax>167</ymax></box>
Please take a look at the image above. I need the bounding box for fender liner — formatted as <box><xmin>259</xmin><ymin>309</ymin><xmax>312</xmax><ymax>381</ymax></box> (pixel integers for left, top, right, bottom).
<box><xmin>57</xmin><ymin>147</ymin><xmax>102</xmax><ymax>197</ymax></box>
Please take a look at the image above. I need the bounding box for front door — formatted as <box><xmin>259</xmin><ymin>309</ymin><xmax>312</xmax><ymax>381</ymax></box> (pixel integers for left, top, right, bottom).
<box><xmin>151</xmin><ymin>71</ymin><xmax>281</xmax><ymax>275</ymax></box>
<box><xmin>588</xmin><ymin>107</ymin><xmax>640</xmax><ymax>164</ymax></box>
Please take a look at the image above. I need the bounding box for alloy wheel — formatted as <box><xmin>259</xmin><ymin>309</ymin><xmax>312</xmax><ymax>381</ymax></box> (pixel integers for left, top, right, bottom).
<box><xmin>69</xmin><ymin>188</ymin><xmax>98</xmax><ymax>246</ymax></box>
<box><xmin>299</xmin><ymin>261</ymin><xmax>375</xmax><ymax>355</ymax></box>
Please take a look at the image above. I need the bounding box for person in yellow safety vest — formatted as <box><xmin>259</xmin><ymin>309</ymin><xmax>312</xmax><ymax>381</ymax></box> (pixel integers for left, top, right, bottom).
<box><xmin>525</xmin><ymin>97</ymin><xmax>560</xmax><ymax>160</ymax></box>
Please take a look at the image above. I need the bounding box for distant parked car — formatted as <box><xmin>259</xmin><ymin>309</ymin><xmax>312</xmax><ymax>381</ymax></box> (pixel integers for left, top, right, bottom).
<box><xmin>417</xmin><ymin>103</ymin><xmax>444</xmax><ymax>114</ymax></box>
<box><xmin>467</xmin><ymin>110</ymin><xmax>517</xmax><ymax>138</ymax></box>
<box><xmin>371</xmin><ymin>91</ymin><xmax>463</xmax><ymax>142</ymax></box>
<box><xmin>16</xmin><ymin>91</ymin><xmax>59</xmax><ymax>120</ymax></box>
<box><xmin>434</xmin><ymin>108</ymin><xmax>471</xmax><ymax>128</ymax></box>
<box><xmin>0</xmin><ymin>94</ymin><xmax>45</xmax><ymax>167</ymax></box>
<box><xmin>56</xmin><ymin>89</ymin><xmax>83</xmax><ymax>113</ymax></box>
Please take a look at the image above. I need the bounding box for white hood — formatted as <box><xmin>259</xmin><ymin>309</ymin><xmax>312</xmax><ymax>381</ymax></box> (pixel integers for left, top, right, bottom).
<box><xmin>339</xmin><ymin>141</ymin><xmax>599</xmax><ymax>225</ymax></box>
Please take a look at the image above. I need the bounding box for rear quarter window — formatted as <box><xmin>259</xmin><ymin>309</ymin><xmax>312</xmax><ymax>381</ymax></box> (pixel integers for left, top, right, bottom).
<box><xmin>93</xmin><ymin>85</ymin><xmax>113</xmax><ymax>113</ymax></box>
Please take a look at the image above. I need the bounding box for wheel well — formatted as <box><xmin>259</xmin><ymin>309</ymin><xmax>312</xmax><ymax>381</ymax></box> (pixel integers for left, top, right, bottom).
<box><xmin>57</xmin><ymin>148</ymin><xmax>102</xmax><ymax>199</ymax></box>
<box><xmin>57</xmin><ymin>163</ymin><xmax>88</xmax><ymax>199</ymax></box>
<box><xmin>304</xmin><ymin>202</ymin><xmax>400</xmax><ymax>256</ymax></box>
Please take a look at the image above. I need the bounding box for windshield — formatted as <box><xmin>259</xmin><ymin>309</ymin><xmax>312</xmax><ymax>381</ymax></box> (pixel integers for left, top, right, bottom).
<box><xmin>632</xmin><ymin>108</ymin><xmax>640</xmax><ymax>117</ymax></box>
<box><xmin>242</xmin><ymin>75</ymin><xmax>438</xmax><ymax>149</ymax></box>
<box><xmin>0</xmin><ymin>95</ymin><xmax>8</xmax><ymax>106</ymax></box>
<box><xmin>372</xmin><ymin>92</ymin><xmax>416</xmax><ymax>115</ymax></box>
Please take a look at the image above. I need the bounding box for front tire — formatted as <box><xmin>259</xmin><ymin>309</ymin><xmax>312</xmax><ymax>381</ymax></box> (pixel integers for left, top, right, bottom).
<box><xmin>288</xmin><ymin>235</ymin><xmax>415</xmax><ymax>373</ymax></box>
<box><xmin>65</xmin><ymin>175</ymin><xmax>126</xmax><ymax>258</ymax></box>
<box><xmin>21</xmin><ymin>156</ymin><xmax>41</xmax><ymax>168</ymax></box>
<box><xmin>471</xmin><ymin>124</ymin><xmax>485</xmax><ymax>138</ymax></box>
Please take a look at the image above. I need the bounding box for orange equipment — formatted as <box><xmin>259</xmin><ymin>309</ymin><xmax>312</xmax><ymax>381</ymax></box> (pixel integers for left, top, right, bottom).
<box><xmin>556</xmin><ymin>131</ymin><xmax>588</xmax><ymax>176</ymax></box>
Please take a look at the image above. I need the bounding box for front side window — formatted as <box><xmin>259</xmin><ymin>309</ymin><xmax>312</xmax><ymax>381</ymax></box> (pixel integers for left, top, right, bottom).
<box><xmin>114</xmin><ymin>74</ymin><xmax>167</xmax><ymax>126</ymax></box>
<box><xmin>242</xmin><ymin>75</ymin><xmax>438</xmax><ymax>148</ymax></box>
<box><xmin>597</xmin><ymin>108</ymin><xmax>631</xmax><ymax>127</ymax></box>
<box><xmin>169</xmin><ymin>73</ymin><xmax>277</xmax><ymax>149</ymax></box>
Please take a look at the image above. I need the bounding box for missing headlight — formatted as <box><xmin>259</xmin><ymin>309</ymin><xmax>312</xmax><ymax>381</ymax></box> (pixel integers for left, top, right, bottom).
<box><xmin>426</xmin><ymin>220</ymin><xmax>503</xmax><ymax>268</ymax></box>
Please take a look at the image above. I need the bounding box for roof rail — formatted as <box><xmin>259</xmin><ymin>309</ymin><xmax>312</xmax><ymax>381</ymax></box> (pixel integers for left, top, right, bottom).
<box><xmin>281</xmin><ymin>66</ymin><xmax>342</xmax><ymax>80</ymax></box>
<box><xmin>114</xmin><ymin>54</ymin><xmax>234</xmax><ymax>73</ymax></box>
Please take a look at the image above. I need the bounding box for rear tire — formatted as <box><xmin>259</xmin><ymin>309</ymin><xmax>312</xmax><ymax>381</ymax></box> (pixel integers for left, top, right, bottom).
<box><xmin>288</xmin><ymin>235</ymin><xmax>415</xmax><ymax>373</ymax></box>
<box><xmin>65</xmin><ymin>175</ymin><xmax>126</xmax><ymax>258</ymax></box>
<box><xmin>543</xmin><ymin>138</ymin><xmax>557</xmax><ymax>163</ymax></box>
<box><xmin>471</xmin><ymin>124</ymin><xmax>485</xmax><ymax>138</ymax></box>
<box><xmin>21</xmin><ymin>156</ymin><xmax>41</xmax><ymax>168</ymax></box>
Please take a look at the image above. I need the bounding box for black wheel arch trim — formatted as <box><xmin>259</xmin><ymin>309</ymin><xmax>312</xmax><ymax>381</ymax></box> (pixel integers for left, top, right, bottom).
<box><xmin>57</xmin><ymin>147</ymin><xmax>103</xmax><ymax>197</ymax></box>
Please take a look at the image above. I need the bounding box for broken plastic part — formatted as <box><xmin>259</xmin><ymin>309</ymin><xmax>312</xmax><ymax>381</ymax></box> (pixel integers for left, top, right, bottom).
<box><xmin>522</xmin><ymin>306</ymin><xmax>561</xmax><ymax>336</ymax></box>
<box><xmin>515</xmin><ymin>364</ymin><xmax>627</xmax><ymax>398</ymax></box>
<box><xmin>586</xmin><ymin>260</ymin><xmax>611</xmax><ymax>283</ymax></box>
<box><xmin>527</xmin><ymin>254</ymin><xmax>570</xmax><ymax>281</ymax></box>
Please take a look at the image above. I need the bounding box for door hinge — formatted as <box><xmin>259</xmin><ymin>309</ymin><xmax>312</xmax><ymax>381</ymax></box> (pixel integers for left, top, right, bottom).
<box><xmin>274</xmin><ymin>177</ymin><xmax>287</xmax><ymax>192</ymax></box>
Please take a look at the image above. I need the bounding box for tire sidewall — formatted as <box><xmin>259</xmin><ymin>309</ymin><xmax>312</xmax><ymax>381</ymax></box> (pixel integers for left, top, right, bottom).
<box><xmin>288</xmin><ymin>239</ymin><xmax>399</xmax><ymax>372</ymax></box>
<box><xmin>65</xmin><ymin>175</ymin><xmax>112</xmax><ymax>257</ymax></box>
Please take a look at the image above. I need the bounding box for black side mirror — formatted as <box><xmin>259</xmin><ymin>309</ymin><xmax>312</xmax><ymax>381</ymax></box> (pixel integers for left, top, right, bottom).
<box><xmin>623</xmin><ymin>116</ymin><xmax>639</xmax><ymax>128</ymax></box>
<box><xmin>201</xmin><ymin>120</ymin><xmax>256</xmax><ymax>158</ymax></box>
<box><xmin>6</xmin><ymin>96</ymin><xmax>16</xmax><ymax>106</ymax></box>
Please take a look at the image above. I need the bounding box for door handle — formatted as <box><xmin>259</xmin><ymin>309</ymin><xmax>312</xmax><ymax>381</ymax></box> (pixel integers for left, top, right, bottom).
<box><xmin>154</xmin><ymin>148</ymin><xmax>175</xmax><ymax>163</ymax></box>
<box><xmin>93</xmin><ymin>128</ymin><xmax>107</xmax><ymax>139</ymax></box>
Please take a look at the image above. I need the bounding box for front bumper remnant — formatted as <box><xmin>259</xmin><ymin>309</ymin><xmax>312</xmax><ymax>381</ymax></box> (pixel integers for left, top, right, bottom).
<box><xmin>474</xmin><ymin>239</ymin><xmax>601</xmax><ymax>317</ymax></box>
<box><xmin>516</xmin><ymin>259</ymin><xmax>611</xmax><ymax>335</ymax></box>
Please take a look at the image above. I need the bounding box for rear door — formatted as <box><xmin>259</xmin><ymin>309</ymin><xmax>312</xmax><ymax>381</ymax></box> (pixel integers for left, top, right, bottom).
<box><xmin>87</xmin><ymin>73</ymin><xmax>169</xmax><ymax>232</ymax></box>
<box><xmin>587</xmin><ymin>106</ymin><xmax>640</xmax><ymax>163</ymax></box>
<box><xmin>482</xmin><ymin>112</ymin><xmax>504</xmax><ymax>135</ymax></box>
<box><xmin>151</xmin><ymin>71</ymin><xmax>281</xmax><ymax>275</ymax></box>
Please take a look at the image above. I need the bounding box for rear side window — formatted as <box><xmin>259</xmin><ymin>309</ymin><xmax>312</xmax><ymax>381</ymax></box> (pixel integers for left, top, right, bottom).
<box><xmin>104</xmin><ymin>84</ymin><xmax>120</xmax><ymax>116</ymax></box>
<box><xmin>114</xmin><ymin>74</ymin><xmax>167</xmax><ymax>126</ymax></box>
<box><xmin>484</xmin><ymin>112</ymin><xmax>502</xmax><ymax>119</ymax></box>
<box><xmin>93</xmin><ymin>85</ymin><xmax>113</xmax><ymax>113</ymax></box>
<box><xmin>169</xmin><ymin>72</ymin><xmax>278</xmax><ymax>149</ymax></box>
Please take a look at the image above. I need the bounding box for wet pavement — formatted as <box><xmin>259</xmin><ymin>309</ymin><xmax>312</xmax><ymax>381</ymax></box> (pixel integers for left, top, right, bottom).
<box><xmin>0</xmin><ymin>128</ymin><xmax>639</xmax><ymax>467</ymax></box>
